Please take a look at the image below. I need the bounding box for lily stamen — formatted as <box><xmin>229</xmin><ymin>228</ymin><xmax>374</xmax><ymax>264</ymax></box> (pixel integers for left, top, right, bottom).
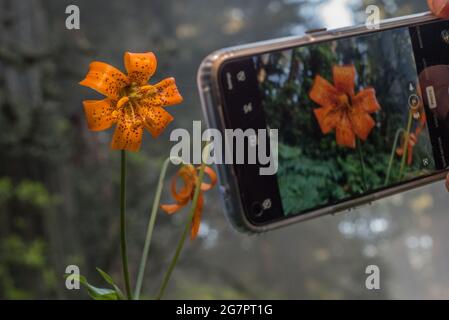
<box><xmin>140</xmin><ymin>85</ymin><xmax>157</xmax><ymax>96</ymax></box>
<box><xmin>117</xmin><ymin>96</ymin><xmax>130</xmax><ymax>110</ymax></box>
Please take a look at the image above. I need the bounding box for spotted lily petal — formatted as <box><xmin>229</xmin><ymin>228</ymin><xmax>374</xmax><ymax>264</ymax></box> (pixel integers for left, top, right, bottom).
<box><xmin>111</xmin><ymin>113</ymin><xmax>144</xmax><ymax>152</ymax></box>
<box><xmin>155</xmin><ymin>78</ymin><xmax>183</xmax><ymax>106</ymax></box>
<box><xmin>352</xmin><ymin>88</ymin><xmax>381</xmax><ymax>114</ymax></box>
<box><xmin>124</xmin><ymin>52</ymin><xmax>157</xmax><ymax>85</ymax></box>
<box><xmin>160</xmin><ymin>203</ymin><xmax>185</xmax><ymax>215</ymax></box>
<box><xmin>309</xmin><ymin>75</ymin><xmax>339</xmax><ymax>109</ymax></box>
<box><xmin>336</xmin><ymin>114</ymin><xmax>356</xmax><ymax>148</ymax></box>
<box><xmin>313</xmin><ymin>106</ymin><xmax>341</xmax><ymax>134</ymax></box>
<box><xmin>332</xmin><ymin>65</ymin><xmax>356</xmax><ymax>97</ymax></box>
<box><xmin>80</xmin><ymin>62</ymin><xmax>129</xmax><ymax>99</ymax></box>
<box><xmin>201</xmin><ymin>166</ymin><xmax>217</xmax><ymax>191</ymax></box>
<box><xmin>143</xmin><ymin>78</ymin><xmax>183</xmax><ymax>108</ymax></box>
<box><xmin>349</xmin><ymin>107</ymin><xmax>376</xmax><ymax>141</ymax></box>
<box><xmin>171</xmin><ymin>165</ymin><xmax>196</xmax><ymax>205</ymax></box>
<box><xmin>138</xmin><ymin>101</ymin><xmax>174</xmax><ymax>138</ymax></box>
<box><xmin>83</xmin><ymin>99</ymin><xmax>116</xmax><ymax>131</ymax></box>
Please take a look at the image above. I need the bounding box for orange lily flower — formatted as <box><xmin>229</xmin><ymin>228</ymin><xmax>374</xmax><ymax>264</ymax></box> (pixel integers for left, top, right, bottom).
<box><xmin>309</xmin><ymin>65</ymin><xmax>381</xmax><ymax>148</ymax></box>
<box><xmin>396</xmin><ymin>111</ymin><xmax>427</xmax><ymax>166</ymax></box>
<box><xmin>161</xmin><ymin>165</ymin><xmax>217</xmax><ymax>240</ymax></box>
<box><xmin>396</xmin><ymin>132</ymin><xmax>418</xmax><ymax>166</ymax></box>
<box><xmin>80</xmin><ymin>52</ymin><xmax>183</xmax><ymax>152</ymax></box>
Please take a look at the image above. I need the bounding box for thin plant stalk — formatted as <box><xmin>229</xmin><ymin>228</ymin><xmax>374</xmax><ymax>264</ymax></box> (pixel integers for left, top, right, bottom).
<box><xmin>120</xmin><ymin>150</ymin><xmax>133</xmax><ymax>300</ymax></box>
<box><xmin>155</xmin><ymin>161</ymin><xmax>207</xmax><ymax>300</ymax></box>
<box><xmin>134</xmin><ymin>156</ymin><xmax>183</xmax><ymax>300</ymax></box>
<box><xmin>384</xmin><ymin>128</ymin><xmax>405</xmax><ymax>186</ymax></box>
<box><xmin>357</xmin><ymin>138</ymin><xmax>368</xmax><ymax>192</ymax></box>
<box><xmin>398</xmin><ymin>111</ymin><xmax>413</xmax><ymax>180</ymax></box>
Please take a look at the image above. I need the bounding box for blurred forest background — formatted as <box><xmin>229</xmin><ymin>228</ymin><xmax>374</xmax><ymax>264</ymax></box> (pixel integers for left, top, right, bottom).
<box><xmin>1</xmin><ymin>0</ymin><xmax>449</xmax><ymax>299</ymax></box>
<box><xmin>258</xmin><ymin>28</ymin><xmax>433</xmax><ymax>215</ymax></box>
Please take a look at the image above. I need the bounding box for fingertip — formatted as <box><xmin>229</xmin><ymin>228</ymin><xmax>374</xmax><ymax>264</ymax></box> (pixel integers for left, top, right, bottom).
<box><xmin>429</xmin><ymin>0</ymin><xmax>449</xmax><ymax>18</ymax></box>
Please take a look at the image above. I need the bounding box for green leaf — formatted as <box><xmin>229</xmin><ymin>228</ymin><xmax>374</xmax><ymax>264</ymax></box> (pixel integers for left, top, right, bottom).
<box><xmin>70</xmin><ymin>274</ymin><xmax>119</xmax><ymax>300</ymax></box>
<box><xmin>64</xmin><ymin>269</ymin><xmax>125</xmax><ymax>300</ymax></box>
<box><xmin>96</xmin><ymin>268</ymin><xmax>125</xmax><ymax>300</ymax></box>
<box><xmin>96</xmin><ymin>268</ymin><xmax>114</xmax><ymax>285</ymax></box>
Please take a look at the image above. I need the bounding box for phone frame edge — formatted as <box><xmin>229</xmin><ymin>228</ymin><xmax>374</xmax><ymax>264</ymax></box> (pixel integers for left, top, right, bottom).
<box><xmin>197</xmin><ymin>11</ymin><xmax>449</xmax><ymax>234</ymax></box>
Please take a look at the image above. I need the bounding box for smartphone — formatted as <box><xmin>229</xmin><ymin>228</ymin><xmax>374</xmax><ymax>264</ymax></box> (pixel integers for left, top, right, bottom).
<box><xmin>197</xmin><ymin>12</ymin><xmax>449</xmax><ymax>233</ymax></box>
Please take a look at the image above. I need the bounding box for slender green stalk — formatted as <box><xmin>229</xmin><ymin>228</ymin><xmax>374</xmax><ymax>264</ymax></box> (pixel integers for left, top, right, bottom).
<box><xmin>155</xmin><ymin>161</ymin><xmax>207</xmax><ymax>300</ymax></box>
<box><xmin>120</xmin><ymin>150</ymin><xmax>132</xmax><ymax>300</ymax></box>
<box><xmin>356</xmin><ymin>138</ymin><xmax>368</xmax><ymax>192</ymax></box>
<box><xmin>398</xmin><ymin>112</ymin><xmax>413</xmax><ymax>180</ymax></box>
<box><xmin>384</xmin><ymin>128</ymin><xmax>405</xmax><ymax>186</ymax></box>
<box><xmin>134</xmin><ymin>156</ymin><xmax>183</xmax><ymax>300</ymax></box>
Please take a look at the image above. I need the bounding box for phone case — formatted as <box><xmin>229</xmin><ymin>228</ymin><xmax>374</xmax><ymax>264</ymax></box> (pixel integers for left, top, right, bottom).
<box><xmin>197</xmin><ymin>11</ymin><xmax>449</xmax><ymax>234</ymax></box>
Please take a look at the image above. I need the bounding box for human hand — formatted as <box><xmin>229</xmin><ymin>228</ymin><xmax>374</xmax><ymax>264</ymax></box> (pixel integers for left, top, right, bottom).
<box><xmin>428</xmin><ymin>1</ymin><xmax>449</xmax><ymax>190</ymax></box>
<box><xmin>428</xmin><ymin>0</ymin><xmax>449</xmax><ymax>17</ymax></box>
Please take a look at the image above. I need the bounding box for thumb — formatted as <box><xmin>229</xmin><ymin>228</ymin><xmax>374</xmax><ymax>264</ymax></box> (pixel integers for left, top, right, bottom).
<box><xmin>428</xmin><ymin>0</ymin><xmax>449</xmax><ymax>18</ymax></box>
<box><xmin>446</xmin><ymin>173</ymin><xmax>449</xmax><ymax>192</ymax></box>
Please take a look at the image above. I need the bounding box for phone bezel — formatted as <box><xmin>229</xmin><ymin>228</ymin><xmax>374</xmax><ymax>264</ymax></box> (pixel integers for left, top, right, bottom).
<box><xmin>197</xmin><ymin>11</ymin><xmax>449</xmax><ymax>234</ymax></box>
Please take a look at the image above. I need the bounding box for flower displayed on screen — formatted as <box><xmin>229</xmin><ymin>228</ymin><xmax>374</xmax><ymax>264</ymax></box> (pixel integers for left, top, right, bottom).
<box><xmin>396</xmin><ymin>132</ymin><xmax>418</xmax><ymax>165</ymax></box>
<box><xmin>161</xmin><ymin>164</ymin><xmax>217</xmax><ymax>240</ymax></box>
<box><xmin>309</xmin><ymin>65</ymin><xmax>381</xmax><ymax>148</ymax></box>
<box><xmin>80</xmin><ymin>52</ymin><xmax>183</xmax><ymax>151</ymax></box>
<box><xmin>396</xmin><ymin>109</ymin><xmax>427</xmax><ymax>166</ymax></box>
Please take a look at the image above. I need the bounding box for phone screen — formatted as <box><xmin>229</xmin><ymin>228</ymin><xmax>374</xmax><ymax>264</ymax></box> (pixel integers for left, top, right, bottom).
<box><xmin>219</xmin><ymin>19</ymin><xmax>449</xmax><ymax>224</ymax></box>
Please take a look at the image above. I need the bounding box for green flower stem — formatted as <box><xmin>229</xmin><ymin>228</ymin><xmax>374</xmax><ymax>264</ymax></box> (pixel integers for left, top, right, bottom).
<box><xmin>155</xmin><ymin>161</ymin><xmax>207</xmax><ymax>300</ymax></box>
<box><xmin>134</xmin><ymin>156</ymin><xmax>183</xmax><ymax>300</ymax></box>
<box><xmin>399</xmin><ymin>111</ymin><xmax>413</xmax><ymax>180</ymax></box>
<box><xmin>357</xmin><ymin>138</ymin><xmax>368</xmax><ymax>192</ymax></box>
<box><xmin>120</xmin><ymin>150</ymin><xmax>133</xmax><ymax>300</ymax></box>
<box><xmin>384</xmin><ymin>128</ymin><xmax>405</xmax><ymax>186</ymax></box>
